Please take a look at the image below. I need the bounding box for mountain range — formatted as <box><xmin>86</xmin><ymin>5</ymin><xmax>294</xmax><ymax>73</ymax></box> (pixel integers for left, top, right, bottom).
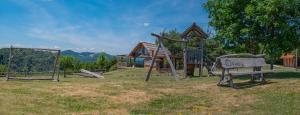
<box><xmin>61</xmin><ymin>50</ymin><xmax>115</xmax><ymax>62</ymax></box>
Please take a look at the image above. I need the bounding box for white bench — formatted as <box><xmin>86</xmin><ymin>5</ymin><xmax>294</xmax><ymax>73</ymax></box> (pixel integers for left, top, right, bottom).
<box><xmin>212</xmin><ymin>54</ymin><xmax>272</xmax><ymax>88</ymax></box>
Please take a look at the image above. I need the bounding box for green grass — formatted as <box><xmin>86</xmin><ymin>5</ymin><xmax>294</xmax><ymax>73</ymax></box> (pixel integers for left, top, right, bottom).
<box><xmin>0</xmin><ymin>67</ymin><xmax>299</xmax><ymax>114</ymax></box>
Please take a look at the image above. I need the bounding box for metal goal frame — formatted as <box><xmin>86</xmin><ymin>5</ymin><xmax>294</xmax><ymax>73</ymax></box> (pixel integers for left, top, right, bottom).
<box><xmin>5</xmin><ymin>46</ymin><xmax>61</xmax><ymax>82</ymax></box>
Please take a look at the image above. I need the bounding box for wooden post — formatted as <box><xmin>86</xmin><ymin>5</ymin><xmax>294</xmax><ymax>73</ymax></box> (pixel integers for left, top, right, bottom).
<box><xmin>199</xmin><ymin>38</ymin><xmax>204</xmax><ymax>77</ymax></box>
<box><xmin>128</xmin><ymin>57</ymin><xmax>130</xmax><ymax>66</ymax></box>
<box><xmin>56</xmin><ymin>53</ymin><xmax>60</xmax><ymax>82</ymax></box>
<box><xmin>160</xmin><ymin>42</ymin><xmax>179</xmax><ymax>81</ymax></box>
<box><xmin>183</xmin><ymin>42</ymin><xmax>188</xmax><ymax>78</ymax></box>
<box><xmin>6</xmin><ymin>45</ymin><xmax>12</xmax><ymax>80</ymax></box>
<box><xmin>296</xmin><ymin>49</ymin><xmax>298</xmax><ymax>71</ymax></box>
<box><xmin>145</xmin><ymin>43</ymin><xmax>161</xmax><ymax>81</ymax></box>
<box><xmin>52</xmin><ymin>50</ymin><xmax>60</xmax><ymax>82</ymax></box>
<box><xmin>146</xmin><ymin>33</ymin><xmax>180</xmax><ymax>81</ymax></box>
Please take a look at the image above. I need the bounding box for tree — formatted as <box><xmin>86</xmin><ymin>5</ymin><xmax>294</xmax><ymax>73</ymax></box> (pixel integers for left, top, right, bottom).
<box><xmin>96</xmin><ymin>53</ymin><xmax>117</xmax><ymax>71</ymax></box>
<box><xmin>73</xmin><ymin>59</ymin><xmax>82</xmax><ymax>72</ymax></box>
<box><xmin>205</xmin><ymin>0</ymin><xmax>300</xmax><ymax>69</ymax></box>
<box><xmin>107</xmin><ymin>57</ymin><xmax>117</xmax><ymax>71</ymax></box>
<box><xmin>160</xmin><ymin>30</ymin><xmax>183</xmax><ymax>55</ymax></box>
<box><xmin>60</xmin><ymin>56</ymin><xmax>76</xmax><ymax>78</ymax></box>
<box><xmin>205</xmin><ymin>38</ymin><xmax>228</xmax><ymax>61</ymax></box>
<box><xmin>0</xmin><ymin>65</ymin><xmax>6</xmax><ymax>75</ymax></box>
<box><xmin>96</xmin><ymin>53</ymin><xmax>108</xmax><ymax>70</ymax></box>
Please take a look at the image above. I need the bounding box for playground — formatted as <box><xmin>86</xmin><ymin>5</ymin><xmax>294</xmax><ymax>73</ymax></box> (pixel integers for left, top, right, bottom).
<box><xmin>0</xmin><ymin>22</ymin><xmax>298</xmax><ymax>114</ymax></box>
<box><xmin>0</xmin><ymin>0</ymin><xmax>299</xmax><ymax>114</ymax></box>
<box><xmin>0</xmin><ymin>67</ymin><xmax>299</xmax><ymax>114</ymax></box>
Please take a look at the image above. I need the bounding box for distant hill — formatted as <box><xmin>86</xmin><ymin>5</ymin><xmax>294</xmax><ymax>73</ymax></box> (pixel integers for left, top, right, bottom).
<box><xmin>61</xmin><ymin>50</ymin><xmax>115</xmax><ymax>62</ymax></box>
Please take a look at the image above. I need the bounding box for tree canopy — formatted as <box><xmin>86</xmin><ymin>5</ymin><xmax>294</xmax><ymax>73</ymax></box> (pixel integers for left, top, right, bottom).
<box><xmin>205</xmin><ymin>0</ymin><xmax>300</xmax><ymax>68</ymax></box>
<box><xmin>205</xmin><ymin>0</ymin><xmax>300</xmax><ymax>56</ymax></box>
<box><xmin>60</xmin><ymin>56</ymin><xmax>76</xmax><ymax>77</ymax></box>
<box><xmin>59</xmin><ymin>53</ymin><xmax>117</xmax><ymax>77</ymax></box>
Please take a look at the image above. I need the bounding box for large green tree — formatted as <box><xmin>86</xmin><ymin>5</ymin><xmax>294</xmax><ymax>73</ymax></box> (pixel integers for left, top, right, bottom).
<box><xmin>96</xmin><ymin>53</ymin><xmax>108</xmax><ymax>70</ymax></box>
<box><xmin>96</xmin><ymin>53</ymin><xmax>117</xmax><ymax>71</ymax></box>
<box><xmin>60</xmin><ymin>56</ymin><xmax>76</xmax><ymax>77</ymax></box>
<box><xmin>205</xmin><ymin>0</ymin><xmax>300</xmax><ymax>69</ymax></box>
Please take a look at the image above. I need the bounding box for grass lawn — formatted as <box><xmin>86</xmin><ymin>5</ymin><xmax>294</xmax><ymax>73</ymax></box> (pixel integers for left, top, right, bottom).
<box><xmin>0</xmin><ymin>68</ymin><xmax>300</xmax><ymax>114</ymax></box>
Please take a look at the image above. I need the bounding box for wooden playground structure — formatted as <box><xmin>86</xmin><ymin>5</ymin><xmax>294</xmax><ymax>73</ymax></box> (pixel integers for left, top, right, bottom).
<box><xmin>145</xmin><ymin>23</ymin><xmax>209</xmax><ymax>81</ymax></box>
<box><xmin>128</xmin><ymin>42</ymin><xmax>172</xmax><ymax>72</ymax></box>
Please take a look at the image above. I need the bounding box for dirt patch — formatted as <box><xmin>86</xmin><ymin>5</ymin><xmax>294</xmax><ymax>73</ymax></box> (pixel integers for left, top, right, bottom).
<box><xmin>104</xmin><ymin>108</ymin><xmax>129</xmax><ymax>115</ymax></box>
<box><xmin>211</xmin><ymin>89</ymin><xmax>260</xmax><ymax>113</ymax></box>
<box><xmin>153</xmin><ymin>88</ymin><xmax>177</xmax><ymax>94</ymax></box>
<box><xmin>191</xmin><ymin>83</ymin><xmax>216</xmax><ymax>90</ymax></box>
<box><xmin>240</xmin><ymin>95</ymin><xmax>258</xmax><ymax>104</ymax></box>
<box><xmin>71</xmin><ymin>111</ymin><xmax>100</xmax><ymax>115</ymax></box>
<box><xmin>110</xmin><ymin>90</ymin><xmax>153</xmax><ymax>105</ymax></box>
<box><xmin>190</xmin><ymin>83</ymin><xmax>260</xmax><ymax>113</ymax></box>
<box><xmin>47</xmin><ymin>85</ymin><xmax>104</xmax><ymax>97</ymax></box>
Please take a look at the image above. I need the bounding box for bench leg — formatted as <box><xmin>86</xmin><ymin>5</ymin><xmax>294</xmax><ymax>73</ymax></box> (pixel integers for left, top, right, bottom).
<box><xmin>217</xmin><ymin>69</ymin><xmax>225</xmax><ymax>86</ymax></box>
<box><xmin>250</xmin><ymin>74</ymin><xmax>255</xmax><ymax>83</ymax></box>
<box><xmin>228</xmin><ymin>75</ymin><xmax>235</xmax><ymax>88</ymax></box>
<box><xmin>260</xmin><ymin>73</ymin><xmax>266</xmax><ymax>83</ymax></box>
<box><xmin>217</xmin><ymin>76</ymin><xmax>223</xmax><ymax>86</ymax></box>
<box><xmin>251</xmin><ymin>68</ymin><xmax>256</xmax><ymax>82</ymax></box>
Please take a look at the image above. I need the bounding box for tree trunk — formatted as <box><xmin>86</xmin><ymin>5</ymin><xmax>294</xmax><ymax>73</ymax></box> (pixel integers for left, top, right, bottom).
<box><xmin>64</xmin><ymin>69</ymin><xmax>66</xmax><ymax>78</ymax></box>
<box><xmin>270</xmin><ymin>57</ymin><xmax>274</xmax><ymax>70</ymax></box>
<box><xmin>174</xmin><ymin>58</ymin><xmax>177</xmax><ymax>70</ymax></box>
<box><xmin>270</xmin><ymin>15</ymin><xmax>276</xmax><ymax>70</ymax></box>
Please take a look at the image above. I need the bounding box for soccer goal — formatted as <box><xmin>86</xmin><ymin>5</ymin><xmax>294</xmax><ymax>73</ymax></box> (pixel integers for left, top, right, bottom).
<box><xmin>5</xmin><ymin>46</ymin><xmax>61</xmax><ymax>81</ymax></box>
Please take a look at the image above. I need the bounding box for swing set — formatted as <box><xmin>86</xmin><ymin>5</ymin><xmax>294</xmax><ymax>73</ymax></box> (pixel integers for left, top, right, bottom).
<box><xmin>146</xmin><ymin>23</ymin><xmax>209</xmax><ymax>81</ymax></box>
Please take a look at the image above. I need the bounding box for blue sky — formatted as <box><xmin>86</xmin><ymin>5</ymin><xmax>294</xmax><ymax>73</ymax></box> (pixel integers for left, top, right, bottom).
<box><xmin>0</xmin><ymin>0</ymin><xmax>209</xmax><ymax>54</ymax></box>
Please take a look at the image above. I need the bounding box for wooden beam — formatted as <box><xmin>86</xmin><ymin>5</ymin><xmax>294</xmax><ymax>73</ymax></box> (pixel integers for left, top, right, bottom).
<box><xmin>7</xmin><ymin>46</ymin><xmax>60</xmax><ymax>51</ymax></box>
<box><xmin>145</xmin><ymin>43</ymin><xmax>160</xmax><ymax>81</ymax></box>
<box><xmin>80</xmin><ymin>69</ymin><xmax>104</xmax><ymax>78</ymax></box>
<box><xmin>296</xmin><ymin>49</ymin><xmax>298</xmax><ymax>71</ymax></box>
<box><xmin>160</xmin><ymin>42</ymin><xmax>179</xmax><ymax>81</ymax></box>
<box><xmin>56</xmin><ymin>54</ymin><xmax>60</xmax><ymax>82</ymax></box>
<box><xmin>52</xmin><ymin>50</ymin><xmax>60</xmax><ymax>81</ymax></box>
<box><xmin>5</xmin><ymin>45</ymin><xmax>12</xmax><ymax>80</ymax></box>
<box><xmin>181</xmin><ymin>22</ymin><xmax>209</xmax><ymax>39</ymax></box>
<box><xmin>151</xmin><ymin>33</ymin><xmax>187</xmax><ymax>42</ymax></box>
<box><xmin>6</xmin><ymin>78</ymin><xmax>55</xmax><ymax>81</ymax></box>
<box><xmin>183</xmin><ymin>42</ymin><xmax>188</xmax><ymax>78</ymax></box>
<box><xmin>146</xmin><ymin>33</ymin><xmax>179</xmax><ymax>81</ymax></box>
<box><xmin>200</xmin><ymin>38</ymin><xmax>204</xmax><ymax>77</ymax></box>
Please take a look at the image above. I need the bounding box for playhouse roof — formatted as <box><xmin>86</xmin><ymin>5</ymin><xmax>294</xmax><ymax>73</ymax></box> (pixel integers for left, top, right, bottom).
<box><xmin>128</xmin><ymin>42</ymin><xmax>171</xmax><ymax>58</ymax></box>
<box><xmin>181</xmin><ymin>22</ymin><xmax>208</xmax><ymax>39</ymax></box>
<box><xmin>280</xmin><ymin>53</ymin><xmax>295</xmax><ymax>59</ymax></box>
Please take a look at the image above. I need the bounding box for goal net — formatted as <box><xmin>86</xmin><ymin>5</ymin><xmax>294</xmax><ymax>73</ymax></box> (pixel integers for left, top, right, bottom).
<box><xmin>5</xmin><ymin>46</ymin><xmax>60</xmax><ymax>81</ymax></box>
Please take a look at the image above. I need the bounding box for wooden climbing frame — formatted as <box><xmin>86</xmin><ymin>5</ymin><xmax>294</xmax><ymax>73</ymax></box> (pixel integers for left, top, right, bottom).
<box><xmin>145</xmin><ymin>23</ymin><xmax>209</xmax><ymax>81</ymax></box>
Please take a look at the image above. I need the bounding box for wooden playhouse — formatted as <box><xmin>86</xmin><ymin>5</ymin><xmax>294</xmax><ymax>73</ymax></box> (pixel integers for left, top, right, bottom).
<box><xmin>128</xmin><ymin>42</ymin><xmax>172</xmax><ymax>72</ymax></box>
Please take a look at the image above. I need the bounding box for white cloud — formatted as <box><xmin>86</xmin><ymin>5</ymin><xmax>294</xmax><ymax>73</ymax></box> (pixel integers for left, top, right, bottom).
<box><xmin>53</xmin><ymin>46</ymin><xmax>60</xmax><ymax>49</ymax></box>
<box><xmin>143</xmin><ymin>22</ymin><xmax>150</xmax><ymax>27</ymax></box>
